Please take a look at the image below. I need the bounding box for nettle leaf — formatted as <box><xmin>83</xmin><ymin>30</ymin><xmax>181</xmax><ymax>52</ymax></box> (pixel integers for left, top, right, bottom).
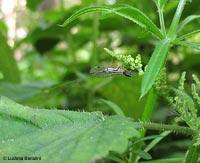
<box><xmin>141</xmin><ymin>39</ymin><xmax>170</xmax><ymax>98</ymax></box>
<box><xmin>0</xmin><ymin>96</ymin><xmax>141</xmax><ymax>163</ymax></box>
<box><xmin>61</xmin><ymin>5</ymin><xmax>163</xmax><ymax>39</ymax></box>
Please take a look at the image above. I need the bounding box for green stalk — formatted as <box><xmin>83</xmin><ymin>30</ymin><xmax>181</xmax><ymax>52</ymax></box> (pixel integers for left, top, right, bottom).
<box><xmin>184</xmin><ymin>139</ymin><xmax>200</xmax><ymax>163</ymax></box>
<box><xmin>157</xmin><ymin>3</ymin><xmax>166</xmax><ymax>35</ymax></box>
<box><xmin>136</xmin><ymin>122</ymin><xmax>197</xmax><ymax>136</ymax></box>
<box><xmin>141</xmin><ymin>89</ymin><xmax>157</xmax><ymax>136</ymax></box>
<box><xmin>168</xmin><ymin>0</ymin><xmax>187</xmax><ymax>39</ymax></box>
<box><xmin>91</xmin><ymin>1</ymin><xmax>100</xmax><ymax>66</ymax></box>
<box><xmin>131</xmin><ymin>121</ymin><xmax>197</xmax><ymax>163</ymax></box>
<box><xmin>130</xmin><ymin>89</ymin><xmax>157</xmax><ymax>162</ymax></box>
<box><xmin>159</xmin><ymin>9</ymin><xmax>166</xmax><ymax>35</ymax></box>
<box><xmin>87</xmin><ymin>0</ymin><xmax>100</xmax><ymax>111</ymax></box>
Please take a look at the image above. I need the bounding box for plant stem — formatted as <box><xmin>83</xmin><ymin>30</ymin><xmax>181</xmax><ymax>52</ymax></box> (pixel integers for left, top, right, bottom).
<box><xmin>184</xmin><ymin>139</ymin><xmax>200</xmax><ymax>163</ymax></box>
<box><xmin>91</xmin><ymin>0</ymin><xmax>100</xmax><ymax>66</ymax></box>
<box><xmin>156</xmin><ymin>2</ymin><xmax>166</xmax><ymax>36</ymax></box>
<box><xmin>159</xmin><ymin>9</ymin><xmax>166</xmax><ymax>35</ymax></box>
<box><xmin>87</xmin><ymin>0</ymin><xmax>100</xmax><ymax>111</ymax></box>
<box><xmin>159</xmin><ymin>12</ymin><xmax>166</xmax><ymax>35</ymax></box>
<box><xmin>130</xmin><ymin>89</ymin><xmax>157</xmax><ymax>162</ymax></box>
<box><xmin>141</xmin><ymin>89</ymin><xmax>157</xmax><ymax>136</ymax></box>
<box><xmin>136</xmin><ymin>122</ymin><xmax>197</xmax><ymax>136</ymax></box>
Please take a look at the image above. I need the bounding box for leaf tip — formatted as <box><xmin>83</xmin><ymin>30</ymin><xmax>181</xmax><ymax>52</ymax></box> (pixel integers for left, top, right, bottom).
<box><xmin>139</xmin><ymin>94</ymin><xmax>144</xmax><ymax>101</ymax></box>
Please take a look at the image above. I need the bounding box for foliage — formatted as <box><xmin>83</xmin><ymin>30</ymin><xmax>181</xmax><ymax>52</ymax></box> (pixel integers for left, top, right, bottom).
<box><xmin>0</xmin><ymin>32</ymin><xmax>20</xmax><ymax>83</ymax></box>
<box><xmin>0</xmin><ymin>96</ymin><xmax>141</xmax><ymax>163</ymax></box>
<box><xmin>0</xmin><ymin>0</ymin><xmax>200</xmax><ymax>163</ymax></box>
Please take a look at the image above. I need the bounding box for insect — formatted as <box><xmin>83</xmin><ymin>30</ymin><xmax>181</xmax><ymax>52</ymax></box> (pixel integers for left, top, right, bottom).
<box><xmin>90</xmin><ymin>66</ymin><xmax>132</xmax><ymax>77</ymax></box>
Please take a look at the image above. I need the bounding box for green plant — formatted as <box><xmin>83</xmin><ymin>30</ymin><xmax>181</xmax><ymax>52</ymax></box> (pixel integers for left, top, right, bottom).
<box><xmin>1</xmin><ymin>0</ymin><xmax>200</xmax><ymax>163</ymax></box>
<box><xmin>59</xmin><ymin>0</ymin><xmax>200</xmax><ymax>162</ymax></box>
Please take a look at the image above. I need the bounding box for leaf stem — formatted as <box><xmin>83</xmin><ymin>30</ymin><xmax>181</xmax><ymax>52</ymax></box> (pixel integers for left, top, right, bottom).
<box><xmin>136</xmin><ymin>122</ymin><xmax>197</xmax><ymax>136</ymax></box>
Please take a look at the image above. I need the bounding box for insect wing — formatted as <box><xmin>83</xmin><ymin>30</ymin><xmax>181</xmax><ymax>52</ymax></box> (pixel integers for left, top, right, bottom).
<box><xmin>90</xmin><ymin>66</ymin><xmax>113</xmax><ymax>77</ymax></box>
<box><xmin>90</xmin><ymin>66</ymin><xmax>122</xmax><ymax>77</ymax></box>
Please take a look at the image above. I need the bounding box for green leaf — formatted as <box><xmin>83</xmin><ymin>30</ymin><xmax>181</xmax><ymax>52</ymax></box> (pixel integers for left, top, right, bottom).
<box><xmin>139</xmin><ymin>157</ymin><xmax>184</xmax><ymax>163</ymax></box>
<box><xmin>61</xmin><ymin>5</ymin><xmax>163</xmax><ymax>39</ymax></box>
<box><xmin>0</xmin><ymin>32</ymin><xmax>20</xmax><ymax>83</ymax></box>
<box><xmin>168</xmin><ymin>0</ymin><xmax>187</xmax><ymax>38</ymax></box>
<box><xmin>178</xmin><ymin>15</ymin><xmax>200</xmax><ymax>33</ymax></box>
<box><xmin>26</xmin><ymin>0</ymin><xmax>42</xmax><ymax>11</ymax></box>
<box><xmin>133</xmin><ymin>135</ymin><xmax>163</xmax><ymax>145</ymax></box>
<box><xmin>144</xmin><ymin>131</ymin><xmax>171</xmax><ymax>153</ymax></box>
<box><xmin>141</xmin><ymin>39</ymin><xmax>170</xmax><ymax>98</ymax></box>
<box><xmin>133</xmin><ymin>150</ymin><xmax>152</xmax><ymax>160</ymax></box>
<box><xmin>98</xmin><ymin>99</ymin><xmax>125</xmax><ymax>116</ymax></box>
<box><xmin>0</xmin><ymin>96</ymin><xmax>141</xmax><ymax>163</ymax></box>
<box><xmin>141</xmin><ymin>89</ymin><xmax>157</xmax><ymax>122</ymax></box>
<box><xmin>174</xmin><ymin>41</ymin><xmax>200</xmax><ymax>50</ymax></box>
<box><xmin>176</xmin><ymin>29</ymin><xmax>200</xmax><ymax>41</ymax></box>
<box><xmin>0</xmin><ymin>82</ymin><xmax>53</xmax><ymax>102</ymax></box>
<box><xmin>134</xmin><ymin>131</ymin><xmax>171</xmax><ymax>162</ymax></box>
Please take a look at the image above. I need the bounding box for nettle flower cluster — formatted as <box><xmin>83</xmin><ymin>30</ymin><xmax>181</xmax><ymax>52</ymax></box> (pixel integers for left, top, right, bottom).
<box><xmin>155</xmin><ymin>70</ymin><xmax>200</xmax><ymax>146</ymax></box>
<box><xmin>173</xmin><ymin>73</ymin><xmax>200</xmax><ymax>146</ymax></box>
<box><xmin>104</xmin><ymin>48</ymin><xmax>144</xmax><ymax>76</ymax></box>
<box><xmin>172</xmin><ymin>73</ymin><xmax>200</xmax><ymax>130</ymax></box>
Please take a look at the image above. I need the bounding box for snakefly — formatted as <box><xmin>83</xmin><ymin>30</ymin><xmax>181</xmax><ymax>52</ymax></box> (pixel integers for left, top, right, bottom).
<box><xmin>90</xmin><ymin>66</ymin><xmax>132</xmax><ymax>77</ymax></box>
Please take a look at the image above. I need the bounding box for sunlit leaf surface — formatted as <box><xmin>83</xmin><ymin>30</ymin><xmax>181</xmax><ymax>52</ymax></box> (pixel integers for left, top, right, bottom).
<box><xmin>0</xmin><ymin>96</ymin><xmax>141</xmax><ymax>163</ymax></box>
